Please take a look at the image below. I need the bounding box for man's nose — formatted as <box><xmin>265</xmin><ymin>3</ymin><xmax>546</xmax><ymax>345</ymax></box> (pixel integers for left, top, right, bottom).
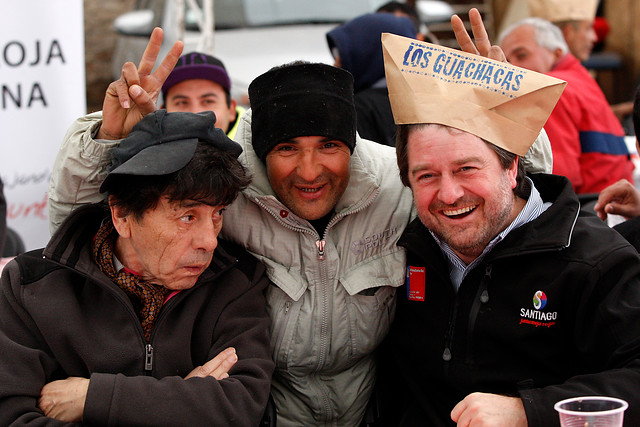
<box><xmin>437</xmin><ymin>175</ymin><xmax>464</xmax><ymax>205</ymax></box>
<box><xmin>296</xmin><ymin>150</ymin><xmax>322</xmax><ymax>182</ymax></box>
<box><xmin>193</xmin><ymin>219</ymin><xmax>219</xmax><ymax>252</ymax></box>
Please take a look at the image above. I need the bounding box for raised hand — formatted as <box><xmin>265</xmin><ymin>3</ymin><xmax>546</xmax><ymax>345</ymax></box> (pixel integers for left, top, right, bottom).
<box><xmin>451</xmin><ymin>8</ymin><xmax>506</xmax><ymax>62</ymax></box>
<box><xmin>98</xmin><ymin>27</ymin><xmax>184</xmax><ymax>140</ymax></box>
<box><xmin>594</xmin><ymin>179</ymin><xmax>640</xmax><ymax>221</ymax></box>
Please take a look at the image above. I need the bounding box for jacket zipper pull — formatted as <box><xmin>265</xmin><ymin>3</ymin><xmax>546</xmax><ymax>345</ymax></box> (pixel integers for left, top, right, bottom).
<box><xmin>316</xmin><ymin>240</ymin><xmax>326</xmax><ymax>260</ymax></box>
<box><xmin>145</xmin><ymin>343</ymin><xmax>154</xmax><ymax>373</ymax></box>
<box><xmin>484</xmin><ymin>264</ymin><xmax>492</xmax><ymax>279</ymax></box>
<box><xmin>481</xmin><ymin>264</ymin><xmax>492</xmax><ymax>303</ymax></box>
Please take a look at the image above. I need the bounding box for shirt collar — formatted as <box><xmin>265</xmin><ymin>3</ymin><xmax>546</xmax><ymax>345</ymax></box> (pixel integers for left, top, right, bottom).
<box><xmin>113</xmin><ymin>254</ymin><xmax>141</xmax><ymax>276</ymax></box>
<box><xmin>113</xmin><ymin>255</ymin><xmax>125</xmax><ymax>272</ymax></box>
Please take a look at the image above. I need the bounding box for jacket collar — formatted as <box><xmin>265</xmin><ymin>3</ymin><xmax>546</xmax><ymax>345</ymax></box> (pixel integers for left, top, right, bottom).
<box><xmin>44</xmin><ymin>203</ymin><xmax>107</xmax><ymax>275</ymax></box>
<box><xmin>500</xmin><ymin>173</ymin><xmax>580</xmax><ymax>254</ymax></box>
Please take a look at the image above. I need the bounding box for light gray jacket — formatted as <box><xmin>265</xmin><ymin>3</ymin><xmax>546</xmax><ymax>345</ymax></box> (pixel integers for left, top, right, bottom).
<box><xmin>226</xmin><ymin>110</ymin><xmax>414</xmax><ymax>426</ymax></box>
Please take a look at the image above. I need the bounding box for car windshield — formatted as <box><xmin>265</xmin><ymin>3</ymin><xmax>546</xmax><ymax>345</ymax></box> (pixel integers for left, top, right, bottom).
<box><xmin>183</xmin><ymin>0</ymin><xmax>388</xmax><ymax>29</ymax></box>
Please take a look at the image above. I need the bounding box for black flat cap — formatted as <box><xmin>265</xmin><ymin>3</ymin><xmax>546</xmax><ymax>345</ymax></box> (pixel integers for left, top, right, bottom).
<box><xmin>100</xmin><ymin>110</ymin><xmax>242</xmax><ymax>193</ymax></box>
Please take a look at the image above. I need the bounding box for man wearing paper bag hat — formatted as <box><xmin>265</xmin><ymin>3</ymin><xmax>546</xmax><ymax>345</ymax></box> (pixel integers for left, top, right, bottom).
<box><xmin>499</xmin><ymin>17</ymin><xmax>634</xmax><ymax>195</ymax></box>
<box><xmin>527</xmin><ymin>0</ymin><xmax>599</xmax><ymax>62</ymax></box>
<box><xmin>376</xmin><ymin>17</ymin><xmax>640</xmax><ymax>426</ymax></box>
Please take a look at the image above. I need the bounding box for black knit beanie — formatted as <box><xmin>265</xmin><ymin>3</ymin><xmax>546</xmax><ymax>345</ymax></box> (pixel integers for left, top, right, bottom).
<box><xmin>248</xmin><ymin>62</ymin><xmax>357</xmax><ymax>162</ymax></box>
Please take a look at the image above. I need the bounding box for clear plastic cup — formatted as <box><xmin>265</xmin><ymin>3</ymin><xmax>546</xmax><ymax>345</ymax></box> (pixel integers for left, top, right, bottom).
<box><xmin>554</xmin><ymin>396</ymin><xmax>628</xmax><ymax>427</ymax></box>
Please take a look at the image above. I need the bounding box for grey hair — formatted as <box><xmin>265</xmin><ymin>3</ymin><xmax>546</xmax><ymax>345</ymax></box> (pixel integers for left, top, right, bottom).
<box><xmin>498</xmin><ymin>17</ymin><xmax>569</xmax><ymax>55</ymax></box>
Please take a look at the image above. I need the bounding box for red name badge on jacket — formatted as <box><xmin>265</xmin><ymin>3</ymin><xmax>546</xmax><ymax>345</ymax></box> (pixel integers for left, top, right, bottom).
<box><xmin>406</xmin><ymin>266</ymin><xmax>425</xmax><ymax>301</ymax></box>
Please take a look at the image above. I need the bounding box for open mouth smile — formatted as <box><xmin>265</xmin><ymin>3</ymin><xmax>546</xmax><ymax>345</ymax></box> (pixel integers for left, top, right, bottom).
<box><xmin>442</xmin><ymin>205</ymin><xmax>476</xmax><ymax>219</ymax></box>
<box><xmin>298</xmin><ymin>184</ymin><xmax>325</xmax><ymax>193</ymax></box>
<box><xmin>296</xmin><ymin>183</ymin><xmax>327</xmax><ymax>199</ymax></box>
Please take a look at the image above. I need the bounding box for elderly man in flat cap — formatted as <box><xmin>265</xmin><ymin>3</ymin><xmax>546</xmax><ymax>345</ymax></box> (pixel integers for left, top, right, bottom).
<box><xmin>0</xmin><ymin>110</ymin><xmax>274</xmax><ymax>425</ymax></box>
<box><xmin>376</xmin><ymin>11</ymin><xmax>640</xmax><ymax>427</ymax></box>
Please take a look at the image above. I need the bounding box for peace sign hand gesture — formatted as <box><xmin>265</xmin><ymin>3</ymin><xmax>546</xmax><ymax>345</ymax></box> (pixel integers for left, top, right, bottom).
<box><xmin>97</xmin><ymin>27</ymin><xmax>184</xmax><ymax>140</ymax></box>
<box><xmin>451</xmin><ymin>8</ymin><xmax>507</xmax><ymax>62</ymax></box>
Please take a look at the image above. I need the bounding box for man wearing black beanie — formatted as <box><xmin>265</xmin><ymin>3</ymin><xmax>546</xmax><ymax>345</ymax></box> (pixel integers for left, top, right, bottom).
<box><xmin>215</xmin><ymin>61</ymin><xmax>415</xmax><ymax>426</ymax></box>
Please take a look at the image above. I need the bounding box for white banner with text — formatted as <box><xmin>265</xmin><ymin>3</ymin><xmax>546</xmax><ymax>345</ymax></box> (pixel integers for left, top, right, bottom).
<box><xmin>0</xmin><ymin>0</ymin><xmax>86</xmax><ymax>250</ymax></box>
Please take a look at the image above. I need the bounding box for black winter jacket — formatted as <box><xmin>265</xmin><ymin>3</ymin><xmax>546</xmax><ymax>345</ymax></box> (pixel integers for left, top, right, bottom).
<box><xmin>0</xmin><ymin>204</ymin><xmax>274</xmax><ymax>426</ymax></box>
<box><xmin>378</xmin><ymin>174</ymin><xmax>640</xmax><ymax>426</ymax></box>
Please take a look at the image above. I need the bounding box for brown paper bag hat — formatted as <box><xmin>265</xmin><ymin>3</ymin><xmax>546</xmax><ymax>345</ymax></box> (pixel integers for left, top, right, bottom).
<box><xmin>382</xmin><ymin>33</ymin><xmax>566</xmax><ymax>156</ymax></box>
<box><xmin>527</xmin><ymin>0</ymin><xmax>599</xmax><ymax>22</ymax></box>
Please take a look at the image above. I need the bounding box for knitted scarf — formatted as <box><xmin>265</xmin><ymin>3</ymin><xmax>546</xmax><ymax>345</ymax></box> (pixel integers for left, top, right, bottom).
<box><xmin>92</xmin><ymin>220</ymin><xmax>169</xmax><ymax>342</ymax></box>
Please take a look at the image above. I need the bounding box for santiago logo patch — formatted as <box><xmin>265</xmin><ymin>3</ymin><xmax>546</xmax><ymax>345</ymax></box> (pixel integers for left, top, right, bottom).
<box><xmin>532</xmin><ymin>290</ymin><xmax>547</xmax><ymax>310</ymax></box>
<box><xmin>519</xmin><ymin>290</ymin><xmax>557</xmax><ymax>328</ymax></box>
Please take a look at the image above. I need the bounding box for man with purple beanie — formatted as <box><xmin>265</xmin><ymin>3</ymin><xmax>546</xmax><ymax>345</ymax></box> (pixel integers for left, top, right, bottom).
<box><xmin>161</xmin><ymin>51</ymin><xmax>244</xmax><ymax>138</ymax></box>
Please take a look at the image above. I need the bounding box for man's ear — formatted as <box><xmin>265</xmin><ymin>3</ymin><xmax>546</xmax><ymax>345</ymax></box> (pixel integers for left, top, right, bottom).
<box><xmin>553</xmin><ymin>47</ymin><xmax>565</xmax><ymax>63</ymax></box>
<box><xmin>508</xmin><ymin>156</ymin><xmax>520</xmax><ymax>190</ymax></box>
<box><xmin>229</xmin><ymin>98</ymin><xmax>238</xmax><ymax>121</ymax></box>
<box><xmin>109</xmin><ymin>195</ymin><xmax>132</xmax><ymax>238</ymax></box>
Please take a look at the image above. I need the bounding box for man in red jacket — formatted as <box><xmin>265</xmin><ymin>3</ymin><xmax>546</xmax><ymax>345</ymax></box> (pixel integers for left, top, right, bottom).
<box><xmin>499</xmin><ymin>17</ymin><xmax>634</xmax><ymax>194</ymax></box>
